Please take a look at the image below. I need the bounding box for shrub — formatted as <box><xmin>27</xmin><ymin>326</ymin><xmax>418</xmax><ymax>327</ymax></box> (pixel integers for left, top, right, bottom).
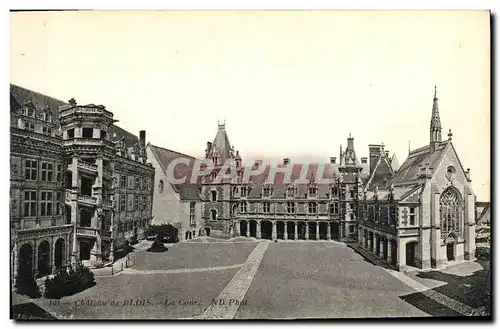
<box><xmin>44</xmin><ymin>264</ymin><xmax>95</xmax><ymax>299</ymax></box>
<box><xmin>15</xmin><ymin>272</ymin><xmax>41</xmax><ymax>299</ymax></box>
<box><xmin>147</xmin><ymin>238</ymin><xmax>168</xmax><ymax>253</ymax></box>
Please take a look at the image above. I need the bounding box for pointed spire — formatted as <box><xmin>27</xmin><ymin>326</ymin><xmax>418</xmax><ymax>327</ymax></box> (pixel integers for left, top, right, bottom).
<box><xmin>430</xmin><ymin>85</ymin><xmax>442</xmax><ymax>147</ymax></box>
<box><xmin>408</xmin><ymin>140</ymin><xmax>411</xmax><ymax>155</ymax></box>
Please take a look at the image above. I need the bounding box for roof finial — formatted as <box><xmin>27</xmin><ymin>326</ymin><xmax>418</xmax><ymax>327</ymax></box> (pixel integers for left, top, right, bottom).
<box><xmin>448</xmin><ymin>129</ymin><xmax>453</xmax><ymax>141</ymax></box>
<box><xmin>434</xmin><ymin>85</ymin><xmax>437</xmax><ymax>100</ymax></box>
<box><xmin>349</xmin><ymin>132</ymin><xmax>351</xmax><ymax>138</ymax></box>
<box><xmin>408</xmin><ymin>140</ymin><xmax>411</xmax><ymax>154</ymax></box>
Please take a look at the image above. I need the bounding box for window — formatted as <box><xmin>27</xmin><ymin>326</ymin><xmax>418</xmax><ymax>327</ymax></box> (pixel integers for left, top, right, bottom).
<box><xmin>101</xmin><ymin>130</ymin><xmax>107</xmax><ymax>140</ymax></box>
<box><xmin>135</xmin><ymin>177</ymin><xmax>140</xmax><ymax>190</ymax></box>
<box><xmin>263</xmin><ymin>186</ymin><xmax>271</xmax><ymax>197</ymax></box>
<box><xmin>41</xmin><ymin>162</ymin><xmax>53</xmax><ymax>181</ymax></box>
<box><xmin>120</xmin><ymin>194</ymin><xmax>126</xmax><ymax>211</ymax></box>
<box><xmin>67</xmin><ymin>128</ymin><xmax>74</xmax><ymax>139</ymax></box>
<box><xmin>26</xmin><ymin>122</ymin><xmax>35</xmax><ymax>132</ymax></box>
<box><xmin>210</xmin><ymin>209</ymin><xmax>217</xmax><ymax>221</ymax></box>
<box><xmin>42</xmin><ymin>126</ymin><xmax>52</xmax><ymax>135</ymax></box>
<box><xmin>120</xmin><ymin>175</ymin><xmax>127</xmax><ymax>189</ymax></box>
<box><xmin>40</xmin><ymin>191</ymin><xmax>53</xmax><ymax>216</ymax></box>
<box><xmin>286</xmin><ymin>186</ymin><xmax>296</xmax><ymax>198</ymax></box>
<box><xmin>389</xmin><ymin>205</ymin><xmax>396</xmax><ymax>225</ymax></box>
<box><xmin>128</xmin><ymin>195</ymin><xmax>133</xmax><ymax>211</ymax></box>
<box><xmin>55</xmin><ymin>192</ymin><xmax>61</xmax><ymax>215</ymax></box>
<box><xmin>56</xmin><ymin>164</ymin><xmax>62</xmax><ymax>182</ymax></box>
<box><xmin>134</xmin><ymin>195</ymin><xmax>139</xmax><ymax>210</ymax></box>
<box><xmin>375</xmin><ymin>205</ymin><xmax>380</xmax><ymax>222</ymax></box>
<box><xmin>241</xmin><ymin>186</ymin><xmax>248</xmax><ymax>197</ymax></box>
<box><xmin>82</xmin><ymin>127</ymin><xmax>93</xmax><ymax>138</ymax></box>
<box><xmin>331</xmin><ymin>186</ymin><xmax>339</xmax><ymax>197</ymax></box>
<box><xmin>23</xmin><ymin>191</ymin><xmax>37</xmax><ymax>217</ymax></box>
<box><xmin>263</xmin><ymin>202</ymin><xmax>270</xmax><ymax>213</ymax></box>
<box><xmin>128</xmin><ymin>176</ymin><xmax>135</xmax><ymax>189</ymax></box>
<box><xmin>409</xmin><ymin>207</ymin><xmax>416</xmax><ymax>226</ymax></box>
<box><xmin>329</xmin><ymin>202</ymin><xmax>339</xmax><ymax>214</ymax></box>
<box><xmin>189</xmin><ymin>202</ymin><xmax>196</xmax><ymax>225</ymax></box>
<box><xmin>308</xmin><ymin>186</ymin><xmax>317</xmax><ymax>195</ymax></box>
<box><xmin>211</xmin><ymin>190</ymin><xmax>217</xmax><ymax>202</ymax></box>
<box><xmin>25</xmin><ymin>160</ymin><xmax>38</xmax><ymax>180</ymax></box>
<box><xmin>159</xmin><ymin>180</ymin><xmax>164</xmax><ymax>193</ymax></box>
<box><xmin>350</xmin><ymin>190</ymin><xmax>356</xmax><ymax>199</ymax></box>
<box><xmin>240</xmin><ymin>201</ymin><xmax>247</xmax><ymax>213</ymax></box>
<box><xmin>308</xmin><ymin>202</ymin><xmax>317</xmax><ymax>214</ymax></box>
<box><xmin>286</xmin><ymin>202</ymin><xmax>295</xmax><ymax>214</ymax></box>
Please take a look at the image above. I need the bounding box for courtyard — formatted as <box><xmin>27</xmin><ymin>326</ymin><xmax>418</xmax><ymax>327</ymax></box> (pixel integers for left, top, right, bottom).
<box><xmin>11</xmin><ymin>238</ymin><xmax>490</xmax><ymax>319</ymax></box>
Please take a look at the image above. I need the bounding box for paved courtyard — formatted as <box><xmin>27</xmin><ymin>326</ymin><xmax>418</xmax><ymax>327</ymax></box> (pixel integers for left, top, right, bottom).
<box><xmin>11</xmin><ymin>238</ymin><xmax>490</xmax><ymax>319</ymax></box>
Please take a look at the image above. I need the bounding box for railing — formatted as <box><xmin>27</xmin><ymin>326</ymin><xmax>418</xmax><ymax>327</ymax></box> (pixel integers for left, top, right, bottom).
<box><xmin>77</xmin><ymin>195</ymin><xmax>97</xmax><ymax>205</ymax></box>
<box><xmin>77</xmin><ymin>160</ymin><xmax>98</xmax><ymax>172</ymax></box>
<box><xmin>77</xmin><ymin>227</ymin><xmax>97</xmax><ymax>237</ymax></box>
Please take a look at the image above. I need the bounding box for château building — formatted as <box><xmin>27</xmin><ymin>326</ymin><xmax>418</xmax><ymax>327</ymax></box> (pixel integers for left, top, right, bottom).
<box><xmin>10</xmin><ymin>85</ymin><xmax>155</xmax><ymax>281</ymax></box>
<box><xmin>357</xmin><ymin>87</ymin><xmax>476</xmax><ymax>271</ymax></box>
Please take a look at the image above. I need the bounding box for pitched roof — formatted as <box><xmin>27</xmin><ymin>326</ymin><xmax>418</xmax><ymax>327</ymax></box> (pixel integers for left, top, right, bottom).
<box><xmin>207</xmin><ymin>123</ymin><xmax>233</xmax><ymax>163</ymax></box>
<box><xmin>148</xmin><ymin>143</ymin><xmax>201</xmax><ymax>200</ymax></box>
<box><xmin>10</xmin><ymin>84</ymin><xmax>141</xmax><ymax>148</ymax></box>
<box><xmin>390</xmin><ymin>153</ymin><xmax>401</xmax><ymax>171</ymax></box>
<box><xmin>364</xmin><ymin>149</ymin><xmax>395</xmax><ymax>190</ymax></box>
<box><xmin>364</xmin><ymin>185</ymin><xmax>418</xmax><ymax>202</ymax></box>
<box><xmin>394</xmin><ymin>141</ymin><xmax>448</xmax><ymax>184</ymax></box>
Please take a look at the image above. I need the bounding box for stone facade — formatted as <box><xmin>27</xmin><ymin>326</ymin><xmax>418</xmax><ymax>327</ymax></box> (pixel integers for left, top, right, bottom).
<box><xmin>10</xmin><ymin>85</ymin><xmax>154</xmax><ymax>281</ymax></box>
<box><xmin>357</xmin><ymin>87</ymin><xmax>476</xmax><ymax>271</ymax></box>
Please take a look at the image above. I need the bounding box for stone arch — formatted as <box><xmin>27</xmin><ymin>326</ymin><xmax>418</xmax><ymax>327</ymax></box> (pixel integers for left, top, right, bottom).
<box><xmin>240</xmin><ymin>220</ymin><xmax>248</xmax><ymax>237</ymax></box>
<box><xmin>297</xmin><ymin>221</ymin><xmax>307</xmax><ymax>240</ymax></box>
<box><xmin>286</xmin><ymin>221</ymin><xmax>295</xmax><ymax>240</ymax></box>
<box><xmin>308</xmin><ymin>221</ymin><xmax>318</xmax><ymax>240</ymax></box>
<box><xmin>210</xmin><ymin>190</ymin><xmax>217</xmax><ymax>202</ymax></box>
<box><xmin>80</xmin><ymin>240</ymin><xmax>91</xmax><ymax>261</ymax></box>
<box><xmin>261</xmin><ymin>220</ymin><xmax>273</xmax><ymax>240</ymax></box>
<box><xmin>210</xmin><ymin>209</ymin><xmax>217</xmax><ymax>221</ymax></box>
<box><xmin>18</xmin><ymin>243</ymin><xmax>33</xmax><ymax>278</ymax></box>
<box><xmin>318</xmin><ymin>222</ymin><xmax>328</xmax><ymax>240</ymax></box>
<box><xmin>330</xmin><ymin>221</ymin><xmax>339</xmax><ymax>240</ymax></box>
<box><xmin>37</xmin><ymin>240</ymin><xmax>51</xmax><ymax>277</ymax></box>
<box><xmin>406</xmin><ymin>240</ymin><xmax>418</xmax><ymax>266</ymax></box>
<box><xmin>249</xmin><ymin>220</ymin><xmax>257</xmax><ymax>238</ymax></box>
<box><xmin>54</xmin><ymin>238</ymin><xmax>65</xmax><ymax>269</ymax></box>
<box><xmin>276</xmin><ymin>221</ymin><xmax>285</xmax><ymax>240</ymax></box>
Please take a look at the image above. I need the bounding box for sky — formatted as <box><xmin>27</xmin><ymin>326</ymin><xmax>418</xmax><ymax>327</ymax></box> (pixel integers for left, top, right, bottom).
<box><xmin>9</xmin><ymin>10</ymin><xmax>490</xmax><ymax>200</ymax></box>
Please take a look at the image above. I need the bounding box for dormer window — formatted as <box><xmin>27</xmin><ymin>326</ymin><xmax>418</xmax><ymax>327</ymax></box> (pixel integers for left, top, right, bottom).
<box><xmin>25</xmin><ymin>108</ymin><xmax>35</xmax><ymax>117</ymax></box>
<box><xmin>26</xmin><ymin>122</ymin><xmax>35</xmax><ymax>132</ymax></box>
<box><xmin>286</xmin><ymin>185</ymin><xmax>296</xmax><ymax>197</ymax></box>
<box><xmin>308</xmin><ymin>186</ymin><xmax>317</xmax><ymax>195</ymax></box>
<box><xmin>263</xmin><ymin>185</ymin><xmax>272</xmax><ymax>197</ymax></box>
<box><xmin>42</xmin><ymin>126</ymin><xmax>52</xmax><ymax>135</ymax></box>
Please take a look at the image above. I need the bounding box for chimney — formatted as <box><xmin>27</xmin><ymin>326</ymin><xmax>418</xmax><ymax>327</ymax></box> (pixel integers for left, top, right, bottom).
<box><xmin>330</xmin><ymin>157</ymin><xmax>336</xmax><ymax>164</ymax></box>
<box><xmin>361</xmin><ymin>157</ymin><xmax>368</xmax><ymax>164</ymax></box>
<box><xmin>369</xmin><ymin>144</ymin><xmax>383</xmax><ymax>174</ymax></box>
<box><xmin>347</xmin><ymin>133</ymin><xmax>354</xmax><ymax>150</ymax></box>
<box><xmin>206</xmin><ymin>141</ymin><xmax>212</xmax><ymax>151</ymax></box>
<box><xmin>139</xmin><ymin>130</ymin><xmax>146</xmax><ymax>148</ymax></box>
<box><xmin>466</xmin><ymin>168</ymin><xmax>471</xmax><ymax>181</ymax></box>
<box><xmin>283</xmin><ymin>158</ymin><xmax>290</xmax><ymax>165</ymax></box>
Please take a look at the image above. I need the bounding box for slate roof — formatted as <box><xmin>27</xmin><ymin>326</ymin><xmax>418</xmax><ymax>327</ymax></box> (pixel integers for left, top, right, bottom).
<box><xmin>364</xmin><ymin>185</ymin><xmax>419</xmax><ymax>202</ymax></box>
<box><xmin>390</xmin><ymin>153</ymin><xmax>401</xmax><ymax>171</ymax></box>
<box><xmin>148</xmin><ymin>143</ymin><xmax>201</xmax><ymax>200</ymax></box>
<box><xmin>207</xmin><ymin>123</ymin><xmax>233</xmax><ymax>164</ymax></box>
<box><xmin>10</xmin><ymin>84</ymin><xmax>140</xmax><ymax>147</ymax></box>
<box><xmin>394</xmin><ymin>141</ymin><xmax>448</xmax><ymax>183</ymax></box>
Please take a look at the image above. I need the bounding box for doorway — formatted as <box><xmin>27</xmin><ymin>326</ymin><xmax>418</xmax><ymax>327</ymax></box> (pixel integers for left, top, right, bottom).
<box><xmin>446</xmin><ymin>243</ymin><xmax>455</xmax><ymax>261</ymax></box>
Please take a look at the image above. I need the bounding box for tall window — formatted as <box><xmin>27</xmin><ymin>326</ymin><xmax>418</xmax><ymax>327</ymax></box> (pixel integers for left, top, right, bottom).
<box><xmin>25</xmin><ymin>159</ymin><xmax>38</xmax><ymax>180</ymax></box>
<box><xmin>286</xmin><ymin>186</ymin><xmax>295</xmax><ymax>198</ymax></box>
<box><xmin>24</xmin><ymin>191</ymin><xmax>37</xmax><ymax>217</ymax></box>
<box><xmin>82</xmin><ymin>127</ymin><xmax>93</xmax><ymax>138</ymax></box>
<box><xmin>409</xmin><ymin>207</ymin><xmax>416</xmax><ymax>226</ymax></box>
<box><xmin>56</xmin><ymin>164</ymin><xmax>62</xmax><ymax>182</ymax></box>
<box><xmin>55</xmin><ymin>192</ymin><xmax>61</xmax><ymax>215</ymax></box>
<box><xmin>329</xmin><ymin>202</ymin><xmax>339</xmax><ymax>214</ymax></box>
<box><xmin>210</xmin><ymin>209</ymin><xmax>217</xmax><ymax>221</ymax></box>
<box><xmin>128</xmin><ymin>194</ymin><xmax>133</xmax><ymax>211</ymax></box>
<box><xmin>389</xmin><ymin>205</ymin><xmax>396</xmax><ymax>225</ymax></box>
<box><xmin>134</xmin><ymin>195</ymin><xmax>139</xmax><ymax>210</ymax></box>
<box><xmin>350</xmin><ymin>190</ymin><xmax>356</xmax><ymax>199</ymax></box>
<box><xmin>211</xmin><ymin>190</ymin><xmax>217</xmax><ymax>202</ymax></box>
<box><xmin>286</xmin><ymin>202</ymin><xmax>295</xmax><ymax>214</ymax></box>
<box><xmin>189</xmin><ymin>202</ymin><xmax>196</xmax><ymax>225</ymax></box>
<box><xmin>263</xmin><ymin>185</ymin><xmax>271</xmax><ymax>197</ymax></box>
<box><xmin>120</xmin><ymin>194</ymin><xmax>126</xmax><ymax>211</ymax></box>
<box><xmin>240</xmin><ymin>201</ymin><xmax>247</xmax><ymax>213</ymax></box>
<box><xmin>241</xmin><ymin>186</ymin><xmax>248</xmax><ymax>197</ymax></box>
<box><xmin>26</xmin><ymin>122</ymin><xmax>35</xmax><ymax>132</ymax></box>
<box><xmin>41</xmin><ymin>162</ymin><xmax>53</xmax><ymax>181</ymax></box>
<box><xmin>308</xmin><ymin>202</ymin><xmax>317</xmax><ymax>214</ymax></box>
<box><xmin>440</xmin><ymin>188</ymin><xmax>462</xmax><ymax>239</ymax></box>
<box><xmin>120</xmin><ymin>175</ymin><xmax>127</xmax><ymax>189</ymax></box>
<box><xmin>40</xmin><ymin>191</ymin><xmax>53</xmax><ymax>216</ymax></box>
<box><xmin>135</xmin><ymin>177</ymin><xmax>140</xmax><ymax>190</ymax></box>
<box><xmin>67</xmin><ymin>128</ymin><xmax>75</xmax><ymax>138</ymax></box>
<box><xmin>331</xmin><ymin>186</ymin><xmax>339</xmax><ymax>197</ymax></box>
<box><xmin>159</xmin><ymin>180</ymin><xmax>164</xmax><ymax>193</ymax></box>
<box><xmin>263</xmin><ymin>202</ymin><xmax>270</xmax><ymax>213</ymax></box>
<box><xmin>42</xmin><ymin>126</ymin><xmax>52</xmax><ymax>135</ymax></box>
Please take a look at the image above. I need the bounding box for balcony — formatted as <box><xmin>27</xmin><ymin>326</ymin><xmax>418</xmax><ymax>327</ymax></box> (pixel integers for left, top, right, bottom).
<box><xmin>77</xmin><ymin>160</ymin><xmax>98</xmax><ymax>173</ymax></box>
<box><xmin>77</xmin><ymin>194</ymin><xmax>97</xmax><ymax>206</ymax></box>
<box><xmin>76</xmin><ymin>227</ymin><xmax>97</xmax><ymax>237</ymax></box>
